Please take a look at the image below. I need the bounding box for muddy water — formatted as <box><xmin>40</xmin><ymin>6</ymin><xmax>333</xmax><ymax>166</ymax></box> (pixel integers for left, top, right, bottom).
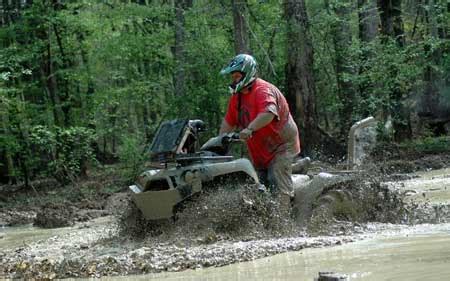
<box><xmin>389</xmin><ymin>167</ymin><xmax>450</xmax><ymax>204</ymax></box>
<box><xmin>103</xmin><ymin>224</ymin><xmax>450</xmax><ymax>281</ymax></box>
<box><xmin>0</xmin><ymin>216</ymin><xmax>112</xmax><ymax>251</ymax></box>
<box><xmin>0</xmin><ymin>224</ymin><xmax>73</xmax><ymax>250</ymax></box>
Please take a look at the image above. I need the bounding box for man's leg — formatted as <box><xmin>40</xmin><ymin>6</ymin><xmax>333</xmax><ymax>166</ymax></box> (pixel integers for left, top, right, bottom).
<box><xmin>257</xmin><ymin>169</ymin><xmax>271</xmax><ymax>192</ymax></box>
<box><xmin>267</xmin><ymin>152</ymin><xmax>294</xmax><ymax>214</ymax></box>
<box><xmin>267</xmin><ymin>153</ymin><xmax>294</xmax><ymax>197</ymax></box>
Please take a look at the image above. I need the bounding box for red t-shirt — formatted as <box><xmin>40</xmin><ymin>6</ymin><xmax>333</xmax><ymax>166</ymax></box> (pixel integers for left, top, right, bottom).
<box><xmin>225</xmin><ymin>78</ymin><xmax>300</xmax><ymax>169</ymax></box>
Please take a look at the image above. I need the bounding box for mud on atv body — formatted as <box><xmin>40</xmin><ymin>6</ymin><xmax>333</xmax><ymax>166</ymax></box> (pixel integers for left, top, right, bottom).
<box><xmin>129</xmin><ymin>119</ymin><xmax>261</xmax><ymax>220</ymax></box>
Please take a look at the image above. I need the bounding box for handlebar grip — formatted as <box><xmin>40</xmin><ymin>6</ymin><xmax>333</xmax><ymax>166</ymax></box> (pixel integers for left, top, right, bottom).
<box><xmin>230</xmin><ymin>132</ymin><xmax>240</xmax><ymax>140</ymax></box>
<box><xmin>221</xmin><ymin>132</ymin><xmax>241</xmax><ymax>145</ymax></box>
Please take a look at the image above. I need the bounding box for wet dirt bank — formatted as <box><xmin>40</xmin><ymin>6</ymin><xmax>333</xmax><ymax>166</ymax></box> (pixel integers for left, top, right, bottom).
<box><xmin>2</xmin><ymin>165</ymin><xmax>450</xmax><ymax>279</ymax></box>
<box><xmin>0</xmin><ymin>168</ymin><xmax>128</xmax><ymax>228</ymax></box>
<box><xmin>0</xmin><ymin>194</ymin><xmax>122</xmax><ymax>229</ymax></box>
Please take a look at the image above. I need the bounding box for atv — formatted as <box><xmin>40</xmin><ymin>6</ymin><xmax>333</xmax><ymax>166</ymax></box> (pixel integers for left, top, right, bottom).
<box><xmin>129</xmin><ymin>119</ymin><xmax>364</xmax><ymax>227</ymax></box>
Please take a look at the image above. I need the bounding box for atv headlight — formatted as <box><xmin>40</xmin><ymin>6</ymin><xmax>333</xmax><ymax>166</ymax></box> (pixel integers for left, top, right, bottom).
<box><xmin>129</xmin><ymin>185</ymin><xmax>142</xmax><ymax>194</ymax></box>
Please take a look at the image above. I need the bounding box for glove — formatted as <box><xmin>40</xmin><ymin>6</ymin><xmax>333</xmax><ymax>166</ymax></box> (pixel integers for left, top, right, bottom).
<box><xmin>239</xmin><ymin>127</ymin><xmax>253</xmax><ymax>140</ymax></box>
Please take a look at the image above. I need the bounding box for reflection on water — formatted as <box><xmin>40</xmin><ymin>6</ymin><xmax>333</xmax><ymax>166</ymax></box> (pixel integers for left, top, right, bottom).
<box><xmin>416</xmin><ymin>167</ymin><xmax>450</xmax><ymax>180</ymax></box>
<box><xmin>104</xmin><ymin>224</ymin><xmax>450</xmax><ymax>281</ymax></box>
<box><xmin>0</xmin><ymin>216</ymin><xmax>112</xmax><ymax>251</ymax></box>
<box><xmin>0</xmin><ymin>224</ymin><xmax>73</xmax><ymax>250</ymax></box>
<box><xmin>389</xmin><ymin>167</ymin><xmax>450</xmax><ymax>204</ymax></box>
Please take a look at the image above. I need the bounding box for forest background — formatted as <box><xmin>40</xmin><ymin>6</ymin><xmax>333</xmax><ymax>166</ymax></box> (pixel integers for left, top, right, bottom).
<box><xmin>1</xmin><ymin>0</ymin><xmax>449</xmax><ymax>187</ymax></box>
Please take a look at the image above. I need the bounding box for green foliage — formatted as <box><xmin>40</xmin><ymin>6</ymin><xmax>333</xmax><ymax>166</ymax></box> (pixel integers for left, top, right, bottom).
<box><xmin>27</xmin><ymin>125</ymin><xmax>96</xmax><ymax>183</ymax></box>
<box><xmin>166</xmin><ymin>1</ymin><xmax>233</xmax><ymax>133</ymax></box>
<box><xmin>403</xmin><ymin>136</ymin><xmax>450</xmax><ymax>154</ymax></box>
<box><xmin>117</xmin><ymin>134</ymin><xmax>146</xmax><ymax>183</ymax></box>
<box><xmin>29</xmin><ymin>125</ymin><xmax>57</xmax><ymax>154</ymax></box>
<box><xmin>375</xmin><ymin>119</ymin><xmax>394</xmax><ymax>142</ymax></box>
<box><xmin>355</xmin><ymin>38</ymin><xmax>424</xmax><ymax>114</ymax></box>
<box><xmin>310</xmin><ymin>2</ymin><xmax>340</xmax><ymax>119</ymax></box>
<box><xmin>54</xmin><ymin>126</ymin><xmax>96</xmax><ymax>180</ymax></box>
<box><xmin>1</xmin><ymin>0</ymin><xmax>449</xmax><ymax>185</ymax></box>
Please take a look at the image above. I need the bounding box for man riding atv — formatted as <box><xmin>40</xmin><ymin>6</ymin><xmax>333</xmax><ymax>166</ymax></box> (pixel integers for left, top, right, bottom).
<box><xmin>219</xmin><ymin>54</ymin><xmax>301</xmax><ymax>212</ymax></box>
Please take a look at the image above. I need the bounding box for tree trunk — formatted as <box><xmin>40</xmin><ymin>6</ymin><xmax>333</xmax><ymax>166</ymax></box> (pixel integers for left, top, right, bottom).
<box><xmin>357</xmin><ymin>0</ymin><xmax>379</xmax><ymax>118</ymax></box>
<box><xmin>173</xmin><ymin>0</ymin><xmax>192</xmax><ymax>96</ymax></box>
<box><xmin>1</xmin><ymin>0</ymin><xmax>29</xmax><ymax>26</ymax></box>
<box><xmin>53</xmin><ymin>23</ymin><xmax>71</xmax><ymax>126</ymax></box>
<box><xmin>16</xmin><ymin>123</ymin><xmax>31</xmax><ymax>187</ymax></box>
<box><xmin>378</xmin><ymin>0</ymin><xmax>405</xmax><ymax>46</ymax></box>
<box><xmin>378</xmin><ymin>0</ymin><xmax>411</xmax><ymax>141</ymax></box>
<box><xmin>232</xmin><ymin>0</ymin><xmax>250</xmax><ymax>54</ymax></box>
<box><xmin>421</xmin><ymin>0</ymin><xmax>441</xmax><ymax>120</ymax></box>
<box><xmin>284</xmin><ymin>0</ymin><xmax>319</xmax><ymax>153</ymax></box>
<box><xmin>9</xmin><ymin>0</ymin><xmax>18</xmax><ymax>23</ymax></box>
<box><xmin>1</xmin><ymin>0</ymin><xmax>16</xmax><ymax>26</ymax></box>
<box><xmin>358</xmin><ymin>0</ymin><xmax>379</xmax><ymax>42</ymax></box>
<box><xmin>332</xmin><ymin>0</ymin><xmax>357</xmax><ymax>138</ymax></box>
<box><xmin>1</xmin><ymin>0</ymin><xmax>9</xmax><ymax>26</ymax></box>
<box><xmin>446</xmin><ymin>0</ymin><xmax>450</xmax><ymax>86</ymax></box>
<box><xmin>1</xmin><ymin>113</ymin><xmax>16</xmax><ymax>184</ymax></box>
<box><xmin>24</xmin><ymin>0</ymin><xmax>32</xmax><ymax>8</ymax></box>
<box><xmin>142</xmin><ymin>100</ymin><xmax>151</xmax><ymax>142</ymax></box>
<box><xmin>76</xmin><ymin>30</ymin><xmax>95</xmax><ymax>119</ymax></box>
<box><xmin>109</xmin><ymin>104</ymin><xmax>118</xmax><ymax>155</ymax></box>
<box><xmin>43</xmin><ymin>26</ymin><xmax>65</xmax><ymax>127</ymax></box>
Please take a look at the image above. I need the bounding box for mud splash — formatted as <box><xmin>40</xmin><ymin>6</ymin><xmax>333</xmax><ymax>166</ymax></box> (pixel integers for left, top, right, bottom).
<box><xmin>119</xmin><ymin>184</ymin><xmax>297</xmax><ymax>241</ymax></box>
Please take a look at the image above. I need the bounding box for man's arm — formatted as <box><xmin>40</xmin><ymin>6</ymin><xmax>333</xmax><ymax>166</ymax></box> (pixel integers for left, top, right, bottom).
<box><xmin>240</xmin><ymin>112</ymin><xmax>275</xmax><ymax>140</ymax></box>
<box><xmin>219</xmin><ymin>119</ymin><xmax>236</xmax><ymax>134</ymax></box>
<box><xmin>248</xmin><ymin>112</ymin><xmax>275</xmax><ymax>131</ymax></box>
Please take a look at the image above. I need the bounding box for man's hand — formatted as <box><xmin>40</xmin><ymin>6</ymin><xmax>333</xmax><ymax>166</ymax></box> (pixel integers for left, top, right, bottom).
<box><xmin>239</xmin><ymin>128</ymin><xmax>253</xmax><ymax>140</ymax></box>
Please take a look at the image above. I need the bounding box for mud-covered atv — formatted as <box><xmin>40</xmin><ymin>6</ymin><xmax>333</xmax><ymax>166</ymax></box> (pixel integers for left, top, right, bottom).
<box><xmin>128</xmin><ymin>119</ymin><xmax>404</xmax><ymax>232</ymax></box>
<box><xmin>129</xmin><ymin>119</ymin><xmax>264</xmax><ymax>220</ymax></box>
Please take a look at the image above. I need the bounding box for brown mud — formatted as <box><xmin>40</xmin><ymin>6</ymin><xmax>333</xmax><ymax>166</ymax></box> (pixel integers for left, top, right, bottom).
<box><xmin>371</xmin><ymin>143</ymin><xmax>450</xmax><ymax>174</ymax></box>
<box><xmin>1</xmin><ymin>152</ymin><xmax>450</xmax><ymax>279</ymax></box>
<box><xmin>0</xmin><ymin>168</ymin><xmax>127</xmax><ymax>228</ymax></box>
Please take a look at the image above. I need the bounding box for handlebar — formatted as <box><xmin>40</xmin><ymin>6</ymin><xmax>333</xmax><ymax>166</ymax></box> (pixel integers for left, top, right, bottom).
<box><xmin>221</xmin><ymin>132</ymin><xmax>241</xmax><ymax>145</ymax></box>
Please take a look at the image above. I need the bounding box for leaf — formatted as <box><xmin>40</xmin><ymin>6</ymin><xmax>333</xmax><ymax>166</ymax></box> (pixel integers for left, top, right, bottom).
<box><xmin>1</xmin><ymin>72</ymin><xmax>11</xmax><ymax>81</ymax></box>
